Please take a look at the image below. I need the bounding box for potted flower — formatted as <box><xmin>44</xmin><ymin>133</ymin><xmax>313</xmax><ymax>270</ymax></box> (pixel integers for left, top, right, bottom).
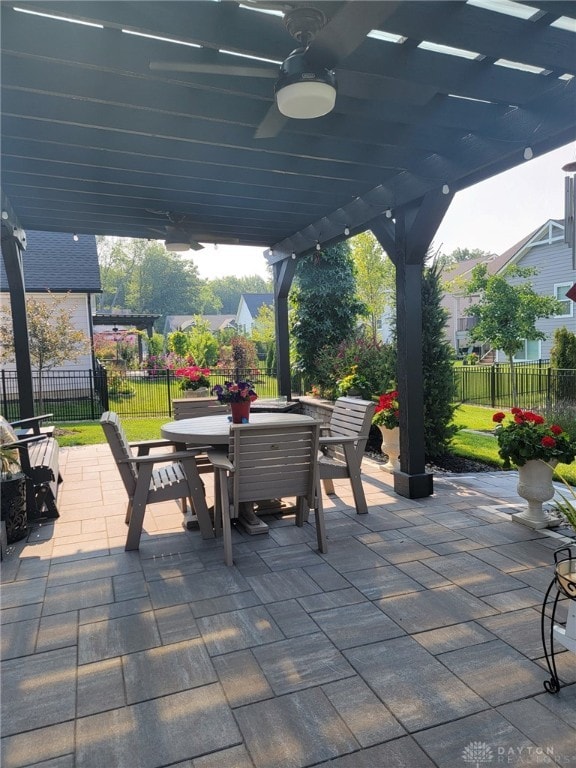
<box><xmin>373</xmin><ymin>389</ymin><xmax>400</xmax><ymax>472</ymax></box>
<box><xmin>211</xmin><ymin>380</ymin><xmax>258</xmax><ymax>423</ymax></box>
<box><xmin>492</xmin><ymin>408</ymin><xmax>576</xmax><ymax>528</ymax></box>
<box><xmin>336</xmin><ymin>366</ymin><xmax>369</xmax><ymax>398</ymax></box>
<box><xmin>175</xmin><ymin>365</ymin><xmax>211</xmax><ymax>398</ymax></box>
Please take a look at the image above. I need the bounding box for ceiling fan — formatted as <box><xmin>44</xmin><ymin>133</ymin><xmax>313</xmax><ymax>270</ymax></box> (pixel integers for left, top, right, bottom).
<box><xmin>145</xmin><ymin>210</ymin><xmax>240</xmax><ymax>252</ymax></box>
<box><xmin>149</xmin><ymin>2</ymin><xmax>412</xmax><ymax>139</ymax></box>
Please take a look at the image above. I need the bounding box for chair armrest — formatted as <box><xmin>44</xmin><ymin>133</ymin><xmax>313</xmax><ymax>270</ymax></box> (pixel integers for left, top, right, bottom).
<box><xmin>319</xmin><ymin>435</ymin><xmax>367</xmax><ymax>446</ymax></box>
<box><xmin>10</xmin><ymin>414</ymin><xmax>54</xmax><ymax>435</ymax></box>
<box><xmin>129</xmin><ymin>438</ymin><xmax>176</xmax><ymax>453</ymax></box>
<box><xmin>207</xmin><ymin>449</ymin><xmax>234</xmax><ymax>472</ymax></box>
<box><xmin>119</xmin><ymin>450</ymin><xmax>195</xmax><ymax>465</ymax></box>
<box><xmin>3</xmin><ymin>434</ymin><xmax>49</xmax><ymax>449</ymax></box>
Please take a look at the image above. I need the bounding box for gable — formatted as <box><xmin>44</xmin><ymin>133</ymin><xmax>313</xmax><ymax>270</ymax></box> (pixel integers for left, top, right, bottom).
<box><xmin>0</xmin><ymin>230</ymin><xmax>101</xmax><ymax>293</ymax></box>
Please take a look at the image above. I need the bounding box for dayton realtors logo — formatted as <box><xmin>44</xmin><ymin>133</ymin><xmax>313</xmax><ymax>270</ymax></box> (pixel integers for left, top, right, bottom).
<box><xmin>462</xmin><ymin>742</ymin><xmax>494</xmax><ymax>768</ymax></box>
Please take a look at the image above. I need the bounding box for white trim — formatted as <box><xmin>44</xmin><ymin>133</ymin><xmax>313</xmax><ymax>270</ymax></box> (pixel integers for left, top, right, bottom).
<box><xmin>554</xmin><ymin>282</ymin><xmax>574</xmax><ymax>318</ymax></box>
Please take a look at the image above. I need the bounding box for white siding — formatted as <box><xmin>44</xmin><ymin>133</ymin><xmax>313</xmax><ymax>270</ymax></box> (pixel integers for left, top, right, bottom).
<box><xmin>0</xmin><ymin>292</ymin><xmax>93</xmax><ymax>372</ymax></box>
<box><xmin>511</xmin><ymin>239</ymin><xmax>576</xmax><ymax>359</ymax></box>
<box><xmin>235</xmin><ymin>298</ymin><xmax>254</xmax><ymax>334</ymax></box>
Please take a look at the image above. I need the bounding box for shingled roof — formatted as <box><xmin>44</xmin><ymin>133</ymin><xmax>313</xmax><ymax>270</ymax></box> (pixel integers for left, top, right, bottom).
<box><xmin>240</xmin><ymin>294</ymin><xmax>274</xmax><ymax>318</ymax></box>
<box><xmin>0</xmin><ymin>230</ymin><xmax>101</xmax><ymax>293</ymax></box>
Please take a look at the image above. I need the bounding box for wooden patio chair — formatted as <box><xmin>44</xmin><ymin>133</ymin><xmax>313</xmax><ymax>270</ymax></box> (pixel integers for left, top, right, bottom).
<box><xmin>100</xmin><ymin>411</ymin><xmax>214</xmax><ymax>550</ymax></box>
<box><xmin>208</xmin><ymin>419</ymin><xmax>326</xmax><ymax>566</ymax></box>
<box><xmin>318</xmin><ymin>396</ymin><xmax>376</xmax><ymax>515</ymax></box>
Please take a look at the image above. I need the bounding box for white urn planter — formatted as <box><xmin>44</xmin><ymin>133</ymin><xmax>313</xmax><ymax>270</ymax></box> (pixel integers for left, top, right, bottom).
<box><xmin>379</xmin><ymin>426</ymin><xmax>400</xmax><ymax>473</ymax></box>
<box><xmin>511</xmin><ymin>459</ymin><xmax>561</xmax><ymax>529</ymax></box>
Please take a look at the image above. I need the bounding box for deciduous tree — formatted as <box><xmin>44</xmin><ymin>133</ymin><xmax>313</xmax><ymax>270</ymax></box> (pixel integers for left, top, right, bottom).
<box><xmin>350</xmin><ymin>232</ymin><xmax>395</xmax><ymax>342</ymax></box>
<box><xmin>0</xmin><ymin>293</ymin><xmax>90</xmax><ymax>410</ymax></box>
<box><xmin>465</xmin><ymin>264</ymin><xmax>562</xmax><ymax>405</ymax></box>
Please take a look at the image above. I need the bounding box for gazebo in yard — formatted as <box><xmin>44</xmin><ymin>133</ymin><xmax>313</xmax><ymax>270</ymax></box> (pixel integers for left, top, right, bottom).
<box><xmin>1</xmin><ymin>0</ymin><xmax>575</xmax><ymax>499</ymax></box>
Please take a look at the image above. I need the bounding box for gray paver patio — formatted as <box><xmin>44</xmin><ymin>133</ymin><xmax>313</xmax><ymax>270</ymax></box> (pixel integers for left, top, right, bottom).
<box><xmin>1</xmin><ymin>444</ymin><xmax>575</xmax><ymax>767</ymax></box>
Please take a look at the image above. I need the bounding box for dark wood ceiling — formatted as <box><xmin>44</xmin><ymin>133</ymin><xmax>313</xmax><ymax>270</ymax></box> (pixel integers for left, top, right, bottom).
<box><xmin>1</xmin><ymin>0</ymin><xmax>575</xmax><ymax>259</ymax></box>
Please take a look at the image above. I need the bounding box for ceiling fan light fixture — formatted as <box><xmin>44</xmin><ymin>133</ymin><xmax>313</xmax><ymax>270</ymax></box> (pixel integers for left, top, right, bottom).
<box><xmin>164</xmin><ymin>228</ymin><xmax>191</xmax><ymax>252</ymax></box>
<box><xmin>275</xmin><ymin>48</ymin><xmax>336</xmax><ymax>119</ymax></box>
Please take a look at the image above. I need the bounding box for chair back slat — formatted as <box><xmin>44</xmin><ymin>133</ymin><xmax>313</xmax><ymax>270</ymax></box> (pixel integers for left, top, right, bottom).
<box><xmin>173</xmin><ymin>398</ymin><xmax>228</xmax><ymax>420</ymax></box>
<box><xmin>229</xmin><ymin>420</ymin><xmax>320</xmax><ymax>517</ymax></box>
<box><xmin>100</xmin><ymin>411</ymin><xmax>137</xmax><ymax>494</ymax></box>
<box><xmin>326</xmin><ymin>397</ymin><xmax>375</xmax><ymax>461</ymax></box>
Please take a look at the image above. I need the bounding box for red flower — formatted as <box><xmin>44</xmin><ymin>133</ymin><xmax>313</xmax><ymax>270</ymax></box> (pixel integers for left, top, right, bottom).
<box><xmin>511</xmin><ymin>407</ymin><xmax>522</xmax><ymax>414</ymax></box>
<box><xmin>541</xmin><ymin>436</ymin><xmax>556</xmax><ymax>449</ymax></box>
<box><xmin>492</xmin><ymin>412</ymin><xmax>506</xmax><ymax>423</ymax></box>
<box><xmin>551</xmin><ymin>425</ymin><xmax>563</xmax><ymax>435</ymax></box>
<box><xmin>514</xmin><ymin>414</ymin><xmax>525</xmax><ymax>424</ymax></box>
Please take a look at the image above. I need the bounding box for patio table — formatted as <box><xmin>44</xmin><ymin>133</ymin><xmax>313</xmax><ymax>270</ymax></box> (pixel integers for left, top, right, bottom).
<box><xmin>161</xmin><ymin>412</ymin><xmax>314</xmax><ymax>447</ymax></box>
<box><xmin>161</xmin><ymin>413</ymin><xmax>316</xmax><ymax>533</ymax></box>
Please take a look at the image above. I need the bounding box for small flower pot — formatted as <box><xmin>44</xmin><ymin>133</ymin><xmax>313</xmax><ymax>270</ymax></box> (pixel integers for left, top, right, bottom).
<box><xmin>230</xmin><ymin>401</ymin><xmax>251</xmax><ymax>423</ymax></box>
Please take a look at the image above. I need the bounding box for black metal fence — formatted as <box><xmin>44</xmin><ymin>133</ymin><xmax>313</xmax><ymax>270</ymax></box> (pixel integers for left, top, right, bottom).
<box><xmin>454</xmin><ymin>364</ymin><xmax>576</xmax><ymax>409</ymax></box>
<box><xmin>1</xmin><ymin>366</ymin><xmax>304</xmax><ymax>420</ymax></box>
<box><xmin>3</xmin><ymin>363</ymin><xmax>574</xmax><ymax>421</ymax></box>
<box><xmin>1</xmin><ymin>368</ymin><xmax>108</xmax><ymax>421</ymax></box>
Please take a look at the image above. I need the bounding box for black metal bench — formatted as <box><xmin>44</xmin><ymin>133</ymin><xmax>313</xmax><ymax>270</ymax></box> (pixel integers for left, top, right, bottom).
<box><xmin>7</xmin><ymin>415</ymin><xmax>61</xmax><ymax>519</ymax></box>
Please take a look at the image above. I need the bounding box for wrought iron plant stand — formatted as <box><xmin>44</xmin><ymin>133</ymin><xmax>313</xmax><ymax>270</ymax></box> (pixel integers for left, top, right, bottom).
<box><xmin>541</xmin><ymin>546</ymin><xmax>576</xmax><ymax>693</ymax></box>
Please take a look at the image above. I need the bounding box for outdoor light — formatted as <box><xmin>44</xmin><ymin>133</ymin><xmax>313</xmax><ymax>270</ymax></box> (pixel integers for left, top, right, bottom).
<box><xmin>164</xmin><ymin>228</ymin><xmax>191</xmax><ymax>252</ymax></box>
<box><xmin>291</xmin><ymin>252</ymin><xmax>296</xmax><ymax>259</ymax></box>
<box><xmin>275</xmin><ymin>49</ymin><xmax>336</xmax><ymax>119</ymax></box>
<box><xmin>73</xmin><ymin>233</ymin><xmax>79</xmax><ymax>241</ymax></box>
<box><xmin>442</xmin><ymin>184</ymin><xmax>450</xmax><ymax>195</ymax></box>
<box><xmin>344</xmin><ymin>226</ymin><xmax>350</xmax><ymax>236</ymax></box>
<box><xmin>385</xmin><ymin>209</ymin><xmax>393</xmax><ymax>218</ymax></box>
<box><xmin>316</xmin><ymin>241</ymin><xmax>321</xmax><ymax>251</ymax></box>
<box><xmin>523</xmin><ymin>147</ymin><xmax>534</xmax><ymax>160</ymax></box>
<box><xmin>1</xmin><ymin>211</ymin><xmax>8</xmax><ymax>220</ymax></box>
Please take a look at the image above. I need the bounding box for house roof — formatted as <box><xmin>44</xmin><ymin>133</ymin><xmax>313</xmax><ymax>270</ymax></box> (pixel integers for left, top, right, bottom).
<box><xmin>240</xmin><ymin>294</ymin><xmax>274</xmax><ymax>318</ymax></box>
<box><xmin>164</xmin><ymin>314</ymin><xmax>236</xmax><ymax>334</ymax></box>
<box><xmin>0</xmin><ymin>229</ymin><xmax>101</xmax><ymax>292</ymax></box>
<box><xmin>442</xmin><ymin>218</ymin><xmax>566</xmax><ymax>285</ymax></box>
<box><xmin>1</xmin><ymin>1</ymin><xmax>574</xmax><ymax>265</ymax></box>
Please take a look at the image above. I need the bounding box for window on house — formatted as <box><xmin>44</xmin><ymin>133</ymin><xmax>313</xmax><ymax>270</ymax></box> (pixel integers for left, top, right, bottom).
<box><xmin>512</xmin><ymin>339</ymin><xmax>541</xmax><ymax>361</ymax></box>
<box><xmin>554</xmin><ymin>283</ymin><xmax>573</xmax><ymax>318</ymax></box>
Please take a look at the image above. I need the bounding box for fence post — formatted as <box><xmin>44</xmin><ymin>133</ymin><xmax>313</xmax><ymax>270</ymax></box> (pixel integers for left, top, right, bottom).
<box><xmin>101</xmin><ymin>366</ymin><xmax>109</xmax><ymax>411</ymax></box>
<box><xmin>89</xmin><ymin>370</ymin><xmax>96</xmax><ymax>420</ymax></box>
<box><xmin>547</xmin><ymin>366</ymin><xmax>552</xmax><ymax>409</ymax></box>
<box><xmin>1</xmin><ymin>369</ymin><xmax>7</xmax><ymax>417</ymax></box>
<box><xmin>166</xmin><ymin>368</ymin><xmax>172</xmax><ymax>417</ymax></box>
<box><xmin>490</xmin><ymin>364</ymin><xmax>496</xmax><ymax>408</ymax></box>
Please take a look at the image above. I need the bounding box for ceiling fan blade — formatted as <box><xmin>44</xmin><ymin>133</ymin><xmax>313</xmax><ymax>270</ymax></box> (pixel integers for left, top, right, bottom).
<box><xmin>338</xmin><ymin>69</ymin><xmax>436</xmax><ymax>106</ymax></box>
<box><xmin>308</xmin><ymin>1</ymin><xmax>402</xmax><ymax>69</ymax></box>
<box><xmin>150</xmin><ymin>61</ymin><xmax>278</xmax><ymax>78</ymax></box>
<box><xmin>254</xmin><ymin>102</ymin><xmax>288</xmax><ymax>139</ymax></box>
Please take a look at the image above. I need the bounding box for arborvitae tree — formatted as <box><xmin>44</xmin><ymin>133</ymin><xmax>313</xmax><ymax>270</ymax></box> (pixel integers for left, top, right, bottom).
<box><xmin>421</xmin><ymin>260</ymin><xmax>458</xmax><ymax>459</ymax></box>
<box><xmin>551</xmin><ymin>326</ymin><xmax>576</xmax><ymax>370</ymax></box>
<box><xmin>550</xmin><ymin>326</ymin><xmax>576</xmax><ymax>402</ymax></box>
<box><xmin>290</xmin><ymin>242</ymin><xmax>365</xmax><ymax>386</ymax></box>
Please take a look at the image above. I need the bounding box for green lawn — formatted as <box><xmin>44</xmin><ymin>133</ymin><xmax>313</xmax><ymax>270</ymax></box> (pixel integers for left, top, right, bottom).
<box><xmin>55</xmin><ymin>402</ymin><xmax>576</xmax><ymax>485</ymax></box>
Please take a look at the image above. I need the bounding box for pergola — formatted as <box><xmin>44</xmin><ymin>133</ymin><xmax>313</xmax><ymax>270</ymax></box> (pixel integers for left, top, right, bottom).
<box><xmin>1</xmin><ymin>0</ymin><xmax>575</xmax><ymax>498</ymax></box>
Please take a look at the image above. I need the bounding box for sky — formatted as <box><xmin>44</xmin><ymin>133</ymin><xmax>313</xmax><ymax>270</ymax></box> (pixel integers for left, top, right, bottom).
<box><xmin>188</xmin><ymin>141</ymin><xmax>576</xmax><ymax>280</ymax></box>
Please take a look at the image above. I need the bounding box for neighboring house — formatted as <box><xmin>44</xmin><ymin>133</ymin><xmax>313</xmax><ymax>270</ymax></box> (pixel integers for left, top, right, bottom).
<box><xmin>163</xmin><ymin>314</ymin><xmax>236</xmax><ymax>336</ymax></box>
<box><xmin>442</xmin><ymin>220</ymin><xmax>576</xmax><ymax>361</ymax></box>
<box><xmin>235</xmin><ymin>293</ymin><xmax>274</xmax><ymax>334</ymax></box>
<box><xmin>0</xmin><ymin>230</ymin><xmax>101</xmax><ymax>373</ymax></box>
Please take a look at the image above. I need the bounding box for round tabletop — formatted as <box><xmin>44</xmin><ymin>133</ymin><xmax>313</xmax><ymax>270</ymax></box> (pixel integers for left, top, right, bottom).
<box><xmin>161</xmin><ymin>412</ymin><xmax>314</xmax><ymax>446</ymax></box>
